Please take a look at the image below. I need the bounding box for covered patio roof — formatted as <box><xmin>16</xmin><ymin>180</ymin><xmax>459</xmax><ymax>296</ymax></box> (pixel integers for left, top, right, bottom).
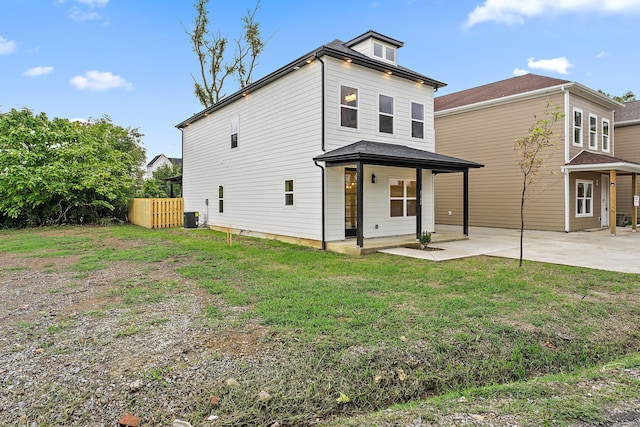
<box><xmin>561</xmin><ymin>151</ymin><xmax>640</xmax><ymax>174</ymax></box>
<box><xmin>313</xmin><ymin>140</ymin><xmax>484</xmax><ymax>171</ymax></box>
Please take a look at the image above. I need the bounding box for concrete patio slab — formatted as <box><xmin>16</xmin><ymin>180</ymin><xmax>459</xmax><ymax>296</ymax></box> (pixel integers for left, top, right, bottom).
<box><xmin>380</xmin><ymin>225</ymin><xmax>640</xmax><ymax>274</ymax></box>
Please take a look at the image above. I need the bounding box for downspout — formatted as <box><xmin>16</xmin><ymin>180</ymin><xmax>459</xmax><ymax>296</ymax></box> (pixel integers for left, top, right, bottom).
<box><xmin>313</xmin><ymin>53</ymin><xmax>327</xmax><ymax>249</ymax></box>
<box><xmin>562</xmin><ymin>86</ymin><xmax>570</xmax><ymax>232</ymax></box>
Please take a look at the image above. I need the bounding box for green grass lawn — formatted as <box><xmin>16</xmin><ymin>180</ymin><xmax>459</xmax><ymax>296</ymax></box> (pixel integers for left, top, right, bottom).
<box><xmin>1</xmin><ymin>224</ymin><xmax>638</xmax><ymax>426</ymax></box>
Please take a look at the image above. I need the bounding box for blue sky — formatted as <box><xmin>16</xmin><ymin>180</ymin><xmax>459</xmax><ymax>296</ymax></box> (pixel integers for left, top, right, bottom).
<box><xmin>2</xmin><ymin>0</ymin><xmax>640</xmax><ymax>162</ymax></box>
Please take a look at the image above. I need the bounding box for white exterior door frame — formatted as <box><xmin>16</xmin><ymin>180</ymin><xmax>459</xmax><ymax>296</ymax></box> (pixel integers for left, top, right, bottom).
<box><xmin>601</xmin><ymin>174</ymin><xmax>610</xmax><ymax>227</ymax></box>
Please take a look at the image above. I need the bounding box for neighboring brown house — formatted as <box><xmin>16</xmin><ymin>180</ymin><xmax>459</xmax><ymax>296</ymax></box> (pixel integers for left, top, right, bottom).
<box><xmin>434</xmin><ymin>73</ymin><xmax>640</xmax><ymax>234</ymax></box>
<box><xmin>614</xmin><ymin>101</ymin><xmax>640</xmax><ymax>221</ymax></box>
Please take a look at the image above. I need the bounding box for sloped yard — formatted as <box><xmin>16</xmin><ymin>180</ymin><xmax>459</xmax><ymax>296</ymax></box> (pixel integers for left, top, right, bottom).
<box><xmin>0</xmin><ymin>225</ymin><xmax>638</xmax><ymax>426</ymax></box>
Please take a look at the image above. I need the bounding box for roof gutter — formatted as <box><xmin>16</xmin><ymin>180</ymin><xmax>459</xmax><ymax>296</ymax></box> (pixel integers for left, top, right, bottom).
<box><xmin>313</xmin><ymin>52</ymin><xmax>327</xmax><ymax>250</ymax></box>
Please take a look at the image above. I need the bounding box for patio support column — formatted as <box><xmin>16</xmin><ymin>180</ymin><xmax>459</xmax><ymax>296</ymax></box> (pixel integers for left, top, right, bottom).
<box><xmin>609</xmin><ymin>169</ymin><xmax>617</xmax><ymax>236</ymax></box>
<box><xmin>463</xmin><ymin>169</ymin><xmax>469</xmax><ymax>236</ymax></box>
<box><xmin>356</xmin><ymin>161</ymin><xmax>364</xmax><ymax>248</ymax></box>
<box><xmin>416</xmin><ymin>168</ymin><xmax>422</xmax><ymax>240</ymax></box>
<box><xmin>633</xmin><ymin>173</ymin><xmax>638</xmax><ymax>232</ymax></box>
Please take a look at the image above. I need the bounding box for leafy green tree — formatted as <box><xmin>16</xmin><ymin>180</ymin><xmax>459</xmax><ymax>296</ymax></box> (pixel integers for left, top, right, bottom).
<box><xmin>0</xmin><ymin>108</ymin><xmax>146</xmax><ymax>227</ymax></box>
<box><xmin>597</xmin><ymin>89</ymin><xmax>637</xmax><ymax>103</ymax></box>
<box><xmin>187</xmin><ymin>0</ymin><xmax>268</xmax><ymax>107</ymax></box>
<box><xmin>514</xmin><ymin>101</ymin><xmax>563</xmax><ymax>266</ymax></box>
<box><xmin>138</xmin><ymin>163</ymin><xmax>182</xmax><ymax>198</ymax></box>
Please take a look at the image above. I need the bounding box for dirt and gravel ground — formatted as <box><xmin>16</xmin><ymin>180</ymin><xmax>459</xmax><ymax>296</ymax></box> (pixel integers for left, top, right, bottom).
<box><xmin>0</xmin><ymin>232</ymin><xmax>638</xmax><ymax>426</ymax></box>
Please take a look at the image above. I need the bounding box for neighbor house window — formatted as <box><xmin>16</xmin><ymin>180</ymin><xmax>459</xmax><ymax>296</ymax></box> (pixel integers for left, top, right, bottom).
<box><xmin>379</xmin><ymin>94</ymin><xmax>394</xmax><ymax>134</ymax></box>
<box><xmin>218</xmin><ymin>185</ymin><xmax>224</xmax><ymax>213</ymax></box>
<box><xmin>284</xmin><ymin>179</ymin><xmax>294</xmax><ymax>206</ymax></box>
<box><xmin>576</xmin><ymin>180</ymin><xmax>593</xmax><ymax>217</ymax></box>
<box><xmin>602</xmin><ymin>119</ymin><xmax>610</xmax><ymax>152</ymax></box>
<box><xmin>340</xmin><ymin>86</ymin><xmax>358</xmax><ymax>128</ymax></box>
<box><xmin>230</xmin><ymin>116</ymin><xmax>239</xmax><ymax>149</ymax></box>
<box><xmin>589</xmin><ymin>114</ymin><xmax>597</xmax><ymax>149</ymax></box>
<box><xmin>373</xmin><ymin>42</ymin><xmax>396</xmax><ymax>62</ymax></box>
<box><xmin>573</xmin><ymin>109</ymin><xmax>583</xmax><ymax>146</ymax></box>
<box><xmin>389</xmin><ymin>178</ymin><xmax>416</xmax><ymax>217</ymax></box>
<box><xmin>411</xmin><ymin>102</ymin><xmax>424</xmax><ymax>139</ymax></box>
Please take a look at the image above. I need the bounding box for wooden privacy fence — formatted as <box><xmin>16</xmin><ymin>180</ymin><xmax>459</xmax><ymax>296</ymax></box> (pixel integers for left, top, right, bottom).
<box><xmin>128</xmin><ymin>198</ymin><xmax>184</xmax><ymax>229</ymax></box>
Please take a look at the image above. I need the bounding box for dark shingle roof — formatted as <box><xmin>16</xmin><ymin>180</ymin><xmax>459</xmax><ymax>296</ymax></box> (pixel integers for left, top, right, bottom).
<box><xmin>313</xmin><ymin>140</ymin><xmax>483</xmax><ymax>172</ymax></box>
<box><xmin>566</xmin><ymin>151</ymin><xmax>640</xmax><ymax>167</ymax></box>
<box><xmin>615</xmin><ymin>100</ymin><xmax>640</xmax><ymax>123</ymax></box>
<box><xmin>435</xmin><ymin>74</ymin><xmax>571</xmax><ymax>111</ymax></box>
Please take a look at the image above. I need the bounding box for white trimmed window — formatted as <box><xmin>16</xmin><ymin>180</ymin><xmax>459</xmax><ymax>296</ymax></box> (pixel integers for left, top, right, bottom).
<box><xmin>340</xmin><ymin>86</ymin><xmax>358</xmax><ymax>128</ymax></box>
<box><xmin>411</xmin><ymin>102</ymin><xmax>424</xmax><ymax>139</ymax></box>
<box><xmin>602</xmin><ymin>119</ymin><xmax>610</xmax><ymax>152</ymax></box>
<box><xmin>218</xmin><ymin>185</ymin><xmax>224</xmax><ymax>213</ymax></box>
<box><xmin>284</xmin><ymin>179</ymin><xmax>294</xmax><ymax>207</ymax></box>
<box><xmin>230</xmin><ymin>116</ymin><xmax>239</xmax><ymax>149</ymax></box>
<box><xmin>379</xmin><ymin>94</ymin><xmax>394</xmax><ymax>134</ymax></box>
<box><xmin>589</xmin><ymin>114</ymin><xmax>597</xmax><ymax>149</ymax></box>
<box><xmin>573</xmin><ymin>109</ymin><xmax>583</xmax><ymax>146</ymax></box>
<box><xmin>576</xmin><ymin>180</ymin><xmax>593</xmax><ymax>217</ymax></box>
<box><xmin>389</xmin><ymin>178</ymin><xmax>416</xmax><ymax>217</ymax></box>
<box><xmin>373</xmin><ymin>41</ymin><xmax>396</xmax><ymax>63</ymax></box>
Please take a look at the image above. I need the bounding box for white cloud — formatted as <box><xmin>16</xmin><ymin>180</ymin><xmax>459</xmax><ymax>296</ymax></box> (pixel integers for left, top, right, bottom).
<box><xmin>0</xmin><ymin>36</ymin><xmax>16</xmax><ymax>54</ymax></box>
<box><xmin>596</xmin><ymin>50</ymin><xmax>609</xmax><ymax>58</ymax></box>
<box><xmin>70</xmin><ymin>8</ymin><xmax>101</xmax><ymax>21</ymax></box>
<box><xmin>466</xmin><ymin>0</ymin><xmax>640</xmax><ymax>27</ymax></box>
<box><xmin>75</xmin><ymin>0</ymin><xmax>108</xmax><ymax>7</ymax></box>
<box><xmin>527</xmin><ymin>56</ymin><xmax>573</xmax><ymax>74</ymax></box>
<box><xmin>513</xmin><ymin>68</ymin><xmax>530</xmax><ymax>76</ymax></box>
<box><xmin>23</xmin><ymin>66</ymin><xmax>54</xmax><ymax>77</ymax></box>
<box><xmin>70</xmin><ymin>70</ymin><xmax>133</xmax><ymax>92</ymax></box>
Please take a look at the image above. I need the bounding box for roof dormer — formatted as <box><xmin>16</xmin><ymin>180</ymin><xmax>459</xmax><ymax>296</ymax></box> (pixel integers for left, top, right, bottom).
<box><xmin>345</xmin><ymin>30</ymin><xmax>403</xmax><ymax>66</ymax></box>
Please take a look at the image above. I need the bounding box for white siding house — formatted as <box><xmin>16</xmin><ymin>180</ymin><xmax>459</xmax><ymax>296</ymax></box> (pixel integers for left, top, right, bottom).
<box><xmin>177</xmin><ymin>31</ymin><xmax>482</xmax><ymax>251</ymax></box>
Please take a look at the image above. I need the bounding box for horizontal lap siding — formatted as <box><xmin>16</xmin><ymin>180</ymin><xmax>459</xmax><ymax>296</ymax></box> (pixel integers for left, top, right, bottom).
<box><xmin>614</xmin><ymin>124</ymin><xmax>640</xmax><ymax>216</ymax></box>
<box><xmin>435</xmin><ymin>94</ymin><xmax>566</xmax><ymax>231</ymax></box>
<box><xmin>183</xmin><ymin>62</ymin><xmax>323</xmax><ymax>240</ymax></box>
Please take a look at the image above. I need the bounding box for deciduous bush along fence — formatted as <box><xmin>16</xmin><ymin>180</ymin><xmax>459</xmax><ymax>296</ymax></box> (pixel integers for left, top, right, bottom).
<box><xmin>128</xmin><ymin>198</ymin><xmax>184</xmax><ymax>229</ymax></box>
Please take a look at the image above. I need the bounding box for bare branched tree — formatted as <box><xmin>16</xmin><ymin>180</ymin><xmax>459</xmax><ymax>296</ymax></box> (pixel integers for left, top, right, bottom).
<box><xmin>514</xmin><ymin>100</ymin><xmax>564</xmax><ymax>267</ymax></box>
<box><xmin>186</xmin><ymin>0</ymin><xmax>267</xmax><ymax>108</ymax></box>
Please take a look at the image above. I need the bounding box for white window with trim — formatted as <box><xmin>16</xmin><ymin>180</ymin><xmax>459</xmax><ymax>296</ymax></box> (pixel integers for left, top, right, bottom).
<box><xmin>379</xmin><ymin>94</ymin><xmax>394</xmax><ymax>134</ymax></box>
<box><xmin>340</xmin><ymin>86</ymin><xmax>358</xmax><ymax>129</ymax></box>
<box><xmin>284</xmin><ymin>179</ymin><xmax>295</xmax><ymax>207</ymax></box>
<box><xmin>576</xmin><ymin>180</ymin><xmax>593</xmax><ymax>217</ymax></box>
<box><xmin>218</xmin><ymin>185</ymin><xmax>224</xmax><ymax>213</ymax></box>
<box><xmin>230</xmin><ymin>116</ymin><xmax>239</xmax><ymax>149</ymax></box>
<box><xmin>589</xmin><ymin>114</ymin><xmax>597</xmax><ymax>149</ymax></box>
<box><xmin>573</xmin><ymin>109</ymin><xmax>583</xmax><ymax>146</ymax></box>
<box><xmin>602</xmin><ymin>118</ymin><xmax>610</xmax><ymax>152</ymax></box>
<box><xmin>389</xmin><ymin>178</ymin><xmax>416</xmax><ymax>218</ymax></box>
<box><xmin>411</xmin><ymin>102</ymin><xmax>424</xmax><ymax>139</ymax></box>
<box><xmin>373</xmin><ymin>41</ymin><xmax>396</xmax><ymax>63</ymax></box>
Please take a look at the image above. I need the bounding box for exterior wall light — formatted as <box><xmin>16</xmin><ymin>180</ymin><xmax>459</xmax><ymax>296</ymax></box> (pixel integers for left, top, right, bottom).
<box><xmin>371</xmin><ymin>174</ymin><xmax>377</xmax><ymax>184</ymax></box>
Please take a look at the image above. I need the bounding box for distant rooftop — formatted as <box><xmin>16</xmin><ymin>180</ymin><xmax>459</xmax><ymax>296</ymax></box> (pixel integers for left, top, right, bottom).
<box><xmin>615</xmin><ymin>100</ymin><xmax>640</xmax><ymax>124</ymax></box>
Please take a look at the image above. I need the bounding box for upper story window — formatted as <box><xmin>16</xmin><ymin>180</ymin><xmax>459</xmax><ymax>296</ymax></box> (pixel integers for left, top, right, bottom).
<box><xmin>602</xmin><ymin>119</ymin><xmax>610</xmax><ymax>152</ymax></box>
<box><xmin>340</xmin><ymin>86</ymin><xmax>358</xmax><ymax>129</ymax></box>
<box><xmin>589</xmin><ymin>114</ymin><xmax>597</xmax><ymax>149</ymax></box>
<box><xmin>389</xmin><ymin>178</ymin><xmax>416</xmax><ymax>218</ymax></box>
<box><xmin>373</xmin><ymin>41</ymin><xmax>396</xmax><ymax>63</ymax></box>
<box><xmin>230</xmin><ymin>116</ymin><xmax>239</xmax><ymax>149</ymax></box>
<box><xmin>379</xmin><ymin>94</ymin><xmax>394</xmax><ymax>134</ymax></box>
<box><xmin>284</xmin><ymin>179</ymin><xmax>295</xmax><ymax>206</ymax></box>
<box><xmin>573</xmin><ymin>109</ymin><xmax>583</xmax><ymax>146</ymax></box>
<box><xmin>411</xmin><ymin>102</ymin><xmax>424</xmax><ymax>139</ymax></box>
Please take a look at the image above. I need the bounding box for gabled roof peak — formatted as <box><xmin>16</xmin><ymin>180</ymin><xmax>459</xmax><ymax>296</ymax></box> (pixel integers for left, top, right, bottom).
<box><xmin>345</xmin><ymin>30</ymin><xmax>404</xmax><ymax>48</ymax></box>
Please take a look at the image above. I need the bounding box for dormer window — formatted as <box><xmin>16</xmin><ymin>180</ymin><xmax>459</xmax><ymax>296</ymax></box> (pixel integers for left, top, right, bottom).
<box><xmin>373</xmin><ymin>41</ymin><xmax>396</xmax><ymax>64</ymax></box>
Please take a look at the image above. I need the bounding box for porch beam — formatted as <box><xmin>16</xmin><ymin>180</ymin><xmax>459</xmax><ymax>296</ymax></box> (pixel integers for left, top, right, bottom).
<box><xmin>356</xmin><ymin>161</ymin><xmax>364</xmax><ymax>248</ymax></box>
<box><xmin>416</xmin><ymin>168</ymin><xmax>422</xmax><ymax>240</ymax></box>
<box><xmin>633</xmin><ymin>173</ymin><xmax>638</xmax><ymax>232</ymax></box>
<box><xmin>463</xmin><ymin>169</ymin><xmax>469</xmax><ymax>236</ymax></box>
<box><xmin>609</xmin><ymin>169</ymin><xmax>617</xmax><ymax>236</ymax></box>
